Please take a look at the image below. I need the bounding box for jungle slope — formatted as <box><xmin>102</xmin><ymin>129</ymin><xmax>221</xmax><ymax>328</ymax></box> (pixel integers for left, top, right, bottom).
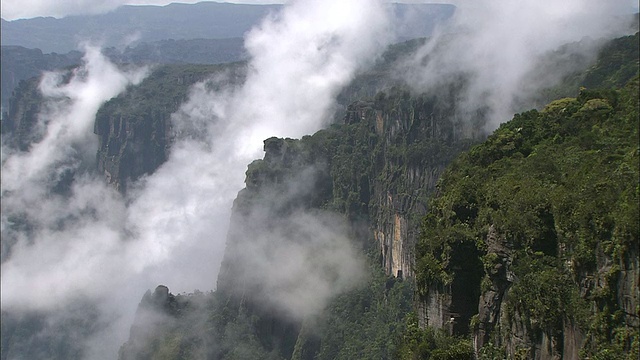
<box><xmin>410</xmin><ymin>76</ymin><xmax>639</xmax><ymax>359</ymax></box>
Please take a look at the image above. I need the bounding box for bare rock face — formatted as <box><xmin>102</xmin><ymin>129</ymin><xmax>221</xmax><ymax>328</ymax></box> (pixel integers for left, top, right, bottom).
<box><xmin>618</xmin><ymin>246</ymin><xmax>640</xmax><ymax>329</ymax></box>
<box><xmin>94</xmin><ymin>109</ymin><xmax>171</xmax><ymax>193</ymax></box>
<box><xmin>94</xmin><ymin>63</ymin><xmax>245</xmax><ymax>193</ymax></box>
<box><xmin>471</xmin><ymin>231</ymin><xmax>639</xmax><ymax>359</ymax></box>
<box><xmin>1</xmin><ymin>76</ymin><xmax>44</xmax><ymax>150</ymax></box>
<box><xmin>346</xmin><ymin>92</ymin><xmax>481</xmax><ymax>280</ymax></box>
<box><xmin>474</xmin><ymin>225</ymin><xmax>513</xmax><ymax>351</ymax></box>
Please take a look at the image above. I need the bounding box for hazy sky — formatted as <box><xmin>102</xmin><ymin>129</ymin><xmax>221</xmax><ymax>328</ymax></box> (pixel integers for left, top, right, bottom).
<box><xmin>1</xmin><ymin>1</ymin><xmax>284</xmax><ymax>20</ymax></box>
<box><xmin>2</xmin><ymin>0</ymin><xmax>638</xmax><ymax>21</ymax></box>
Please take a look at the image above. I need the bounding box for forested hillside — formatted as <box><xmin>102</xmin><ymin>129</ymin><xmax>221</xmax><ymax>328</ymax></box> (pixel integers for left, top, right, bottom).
<box><xmin>118</xmin><ymin>32</ymin><xmax>638</xmax><ymax>359</ymax></box>
<box><xmin>118</xmin><ymin>79</ymin><xmax>482</xmax><ymax>360</ymax></box>
<box><xmin>410</xmin><ymin>77</ymin><xmax>639</xmax><ymax>359</ymax></box>
<box><xmin>1</xmin><ymin>14</ymin><xmax>637</xmax><ymax>358</ymax></box>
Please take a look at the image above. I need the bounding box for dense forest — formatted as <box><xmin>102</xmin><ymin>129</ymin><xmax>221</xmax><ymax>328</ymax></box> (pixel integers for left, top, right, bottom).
<box><xmin>0</xmin><ymin>3</ymin><xmax>638</xmax><ymax>358</ymax></box>
<box><xmin>116</xmin><ymin>33</ymin><xmax>638</xmax><ymax>359</ymax></box>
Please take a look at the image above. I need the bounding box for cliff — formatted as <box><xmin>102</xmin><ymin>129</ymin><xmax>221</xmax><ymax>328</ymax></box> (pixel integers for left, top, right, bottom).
<box><xmin>116</xmin><ymin>33</ymin><xmax>638</xmax><ymax>360</ymax></box>
<box><xmin>4</xmin><ymin>30</ymin><xmax>637</xmax><ymax>359</ymax></box>
<box><xmin>0</xmin><ymin>76</ymin><xmax>43</xmax><ymax>150</ymax></box>
<box><xmin>412</xmin><ymin>79</ymin><xmax>639</xmax><ymax>358</ymax></box>
<box><xmin>0</xmin><ymin>46</ymin><xmax>82</xmax><ymax>111</ymax></box>
<box><xmin>216</xmin><ymin>85</ymin><xmax>481</xmax><ymax>358</ymax></box>
<box><xmin>401</xmin><ymin>33</ymin><xmax>640</xmax><ymax>359</ymax></box>
<box><xmin>116</xmin><ymin>84</ymin><xmax>479</xmax><ymax>359</ymax></box>
<box><xmin>93</xmin><ymin>62</ymin><xmax>245</xmax><ymax>192</ymax></box>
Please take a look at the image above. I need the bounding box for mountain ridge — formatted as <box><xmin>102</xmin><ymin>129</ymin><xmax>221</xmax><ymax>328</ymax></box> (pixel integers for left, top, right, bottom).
<box><xmin>1</xmin><ymin>27</ymin><xmax>637</xmax><ymax>360</ymax></box>
<box><xmin>1</xmin><ymin>2</ymin><xmax>455</xmax><ymax>53</ymax></box>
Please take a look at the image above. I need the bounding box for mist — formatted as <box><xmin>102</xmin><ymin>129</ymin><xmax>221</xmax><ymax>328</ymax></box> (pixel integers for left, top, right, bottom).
<box><xmin>218</xmin><ymin>161</ymin><xmax>367</xmax><ymax>320</ymax></box>
<box><xmin>2</xmin><ymin>0</ymin><xmax>636</xmax><ymax>358</ymax></box>
<box><xmin>396</xmin><ymin>0</ymin><xmax>637</xmax><ymax>129</ymax></box>
<box><xmin>124</xmin><ymin>0</ymin><xmax>393</xmax><ymax>324</ymax></box>
<box><xmin>0</xmin><ymin>46</ymin><xmax>150</xmax><ymax>359</ymax></box>
<box><xmin>1</xmin><ymin>0</ymin><xmax>393</xmax><ymax>358</ymax></box>
<box><xmin>1</xmin><ymin>47</ymin><xmax>148</xmax><ymax>311</ymax></box>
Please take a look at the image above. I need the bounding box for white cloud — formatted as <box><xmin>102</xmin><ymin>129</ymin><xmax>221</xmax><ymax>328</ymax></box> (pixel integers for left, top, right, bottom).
<box><xmin>1</xmin><ymin>0</ymin><xmax>393</xmax><ymax>357</ymax></box>
<box><xmin>1</xmin><ymin>47</ymin><xmax>148</xmax><ymax>311</ymax></box>
<box><xmin>395</xmin><ymin>0</ymin><xmax>638</xmax><ymax>129</ymax></box>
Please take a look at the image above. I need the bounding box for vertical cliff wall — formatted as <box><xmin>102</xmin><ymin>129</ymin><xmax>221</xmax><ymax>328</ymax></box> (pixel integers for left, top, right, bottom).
<box><xmin>336</xmin><ymin>89</ymin><xmax>481</xmax><ymax>279</ymax></box>
<box><xmin>1</xmin><ymin>76</ymin><xmax>44</xmax><ymax>150</ymax></box>
<box><xmin>94</xmin><ymin>63</ymin><xmax>245</xmax><ymax>192</ymax></box>
<box><xmin>207</xmin><ymin>87</ymin><xmax>482</xmax><ymax>359</ymax></box>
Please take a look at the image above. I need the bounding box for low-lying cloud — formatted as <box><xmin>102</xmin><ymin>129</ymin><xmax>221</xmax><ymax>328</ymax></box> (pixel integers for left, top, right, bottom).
<box><xmin>1</xmin><ymin>0</ymin><xmax>394</xmax><ymax>358</ymax></box>
<box><xmin>397</xmin><ymin>0</ymin><xmax>637</xmax><ymax>129</ymax></box>
<box><xmin>226</xmin><ymin>206</ymin><xmax>367</xmax><ymax>320</ymax></box>
<box><xmin>137</xmin><ymin>0</ymin><xmax>393</xmax><ymax>319</ymax></box>
<box><xmin>3</xmin><ymin>0</ymin><xmax>635</xmax><ymax>358</ymax></box>
<box><xmin>1</xmin><ymin>47</ymin><xmax>147</xmax><ymax>311</ymax></box>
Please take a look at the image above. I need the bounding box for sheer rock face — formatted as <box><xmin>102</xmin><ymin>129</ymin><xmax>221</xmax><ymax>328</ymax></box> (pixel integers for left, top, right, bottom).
<box><xmin>213</xmin><ymin>90</ymin><xmax>479</xmax><ymax>359</ymax></box>
<box><xmin>472</xmin><ymin>226</ymin><xmax>638</xmax><ymax>360</ymax></box>
<box><xmin>94</xmin><ymin>109</ymin><xmax>171</xmax><ymax>193</ymax></box>
<box><xmin>344</xmin><ymin>95</ymin><xmax>479</xmax><ymax>281</ymax></box>
<box><xmin>474</xmin><ymin>225</ymin><xmax>513</xmax><ymax>351</ymax></box>
<box><xmin>94</xmin><ymin>63</ymin><xmax>246</xmax><ymax>193</ymax></box>
<box><xmin>618</xmin><ymin>246</ymin><xmax>639</xmax><ymax>329</ymax></box>
<box><xmin>1</xmin><ymin>76</ymin><xmax>43</xmax><ymax>150</ymax></box>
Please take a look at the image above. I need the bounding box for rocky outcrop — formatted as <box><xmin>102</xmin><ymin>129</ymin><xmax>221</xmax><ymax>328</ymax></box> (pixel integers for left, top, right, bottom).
<box><xmin>618</xmin><ymin>246</ymin><xmax>640</xmax><ymax>329</ymax></box>
<box><xmin>118</xmin><ymin>286</ymin><xmax>209</xmax><ymax>360</ymax></box>
<box><xmin>94</xmin><ymin>108</ymin><xmax>172</xmax><ymax>193</ymax></box>
<box><xmin>0</xmin><ymin>46</ymin><xmax>82</xmax><ymax>112</ymax></box>
<box><xmin>472</xmin><ymin>227</ymin><xmax>639</xmax><ymax>360</ymax></box>
<box><xmin>1</xmin><ymin>76</ymin><xmax>44</xmax><ymax>150</ymax></box>
<box><xmin>474</xmin><ymin>225</ymin><xmax>513</xmax><ymax>352</ymax></box>
<box><xmin>94</xmin><ymin>63</ymin><xmax>245</xmax><ymax>192</ymax></box>
<box><xmin>344</xmin><ymin>92</ymin><xmax>481</xmax><ymax>280</ymax></box>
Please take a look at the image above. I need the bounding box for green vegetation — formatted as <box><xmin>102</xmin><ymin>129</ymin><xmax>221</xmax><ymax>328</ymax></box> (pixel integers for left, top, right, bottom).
<box><xmin>116</xmin><ymin>33</ymin><xmax>639</xmax><ymax>360</ymax></box>
<box><xmin>533</xmin><ymin>32</ymin><xmax>639</xmax><ymax>108</ymax></box>
<box><xmin>314</xmin><ymin>266</ymin><xmax>413</xmax><ymax>360</ymax></box>
<box><xmin>96</xmin><ymin>62</ymin><xmax>245</xmax><ymax>124</ymax></box>
<box><xmin>582</xmin><ymin>33</ymin><xmax>640</xmax><ymax>90</ymax></box>
<box><xmin>414</xmin><ymin>76</ymin><xmax>639</xmax><ymax>356</ymax></box>
<box><xmin>398</xmin><ymin>313</ymin><xmax>473</xmax><ymax>359</ymax></box>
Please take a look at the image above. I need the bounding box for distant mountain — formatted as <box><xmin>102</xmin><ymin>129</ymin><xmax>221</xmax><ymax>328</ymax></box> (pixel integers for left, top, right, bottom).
<box><xmin>0</xmin><ymin>46</ymin><xmax>83</xmax><ymax>113</ymax></box>
<box><xmin>0</xmin><ymin>38</ymin><xmax>247</xmax><ymax>112</ymax></box>
<box><xmin>0</xmin><ymin>2</ymin><xmax>281</xmax><ymax>53</ymax></box>
<box><xmin>105</xmin><ymin>37</ymin><xmax>247</xmax><ymax>65</ymax></box>
<box><xmin>0</xmin><ymin>2</ymin><xmax>455</xmax><ymax>112</ymax></box>
<box><xmin>0</xmin><ymin>2</ymin><xmax>455</xmax><ymax>54</ymax></box>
